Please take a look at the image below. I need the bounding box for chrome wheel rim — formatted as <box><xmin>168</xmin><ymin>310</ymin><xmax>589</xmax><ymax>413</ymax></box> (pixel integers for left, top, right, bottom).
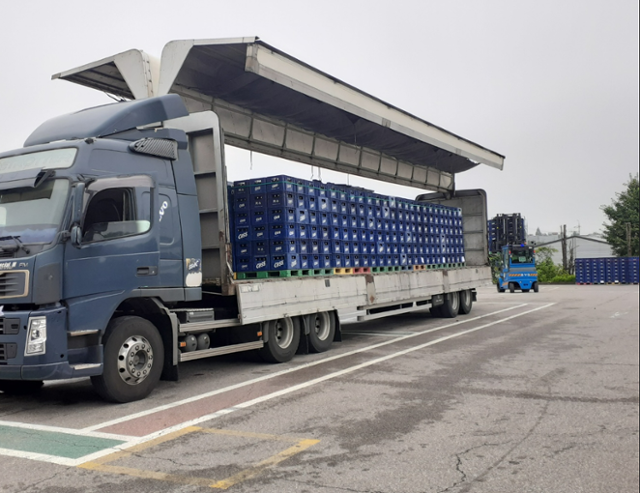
<box><xmin>117</xmin><ymin>335</ymin><xmax>154</xmax><ymax>385</ymax></box>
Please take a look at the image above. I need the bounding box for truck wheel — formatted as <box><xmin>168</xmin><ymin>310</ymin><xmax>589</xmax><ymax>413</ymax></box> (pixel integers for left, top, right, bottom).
<box><xmin>0</xmin><ymin>380</ymin><xmax>44</xmax><ymax>395</ymax></box>
<box><xmin>533</xmin><ymin>282</ymin><xmax>539</xmax><ymax>293</ymax></box>
<box><xmin>306</xmin><ymin>312</ymin><xmax>335</xmax><ymax>353</ymax></box>
<box><xmin>459</xmin><ymin>290</ymin><xmax>473</xmax><ymax>314</ymax></box>
<box><xmin>440</xmin><ymin>292</ymin><xmax>460</xmax><ymax>318</ymax></box>
<box><xmin>496</xmin><ymin>282</ymin><xmax>505</xmax><ymax>293</ymax></box>
<box><xmin>509</xmin><ymin>282</ymin><xmax>515</xmax><ymax>293</ymax></box>
<box><xmin>259</xmin><ymin>317</ymin><xmax>301</xmax><ymax>363</ymax></box>
<box><xmin>91</xmin><ymin>316</ymin><xmax>164</xmax><ymax>403</ymax></box>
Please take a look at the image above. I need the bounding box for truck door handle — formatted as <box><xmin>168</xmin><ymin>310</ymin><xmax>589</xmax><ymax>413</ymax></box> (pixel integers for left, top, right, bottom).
<box><xmin>137</xmin><ymin>266</ymin><xmax>158</xmax><ymax>276</ymax></box>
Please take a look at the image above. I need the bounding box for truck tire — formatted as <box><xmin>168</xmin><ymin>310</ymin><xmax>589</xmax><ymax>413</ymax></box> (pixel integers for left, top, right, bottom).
<box><xmin>496</xmin><ymin>282</ymin><xmax>505</xmax><ymax>293</ymax></box>
<box><xmin>306</xmin><ymin>312</ymin><xmax>335</xmax><ymax>353</ymax></box>
<box><xmin>533</xmin><ymin>282</ymin><xmax>539</xmax><ymax>293</ymax></box>
<box><xmin>0</xmin><ymin>380</ymin><xmax>43</xmax><ymax>395</ymax></box>
<box><xmin>440</xmin><ymin>292</ymin><xmax>460</xmax><ymax>318</ymax></box>
<box><xmin>459</xmin><ymin>290</ymin><xmax>473</xmax><ymax>314</ymax></box>
<box><xmin>91</xmin><ymin>316</ymin><xmax>164</xmax><ymax>403</ymax></box>
<box><xmin>509</xmin><ymin>282</ymin><xmax>515</xmax><ymax>293</ymax></box>
<box><xmin>259</xmin><ymin>317</ymin><xmax>301</xmax><ymax>363</ymax></box>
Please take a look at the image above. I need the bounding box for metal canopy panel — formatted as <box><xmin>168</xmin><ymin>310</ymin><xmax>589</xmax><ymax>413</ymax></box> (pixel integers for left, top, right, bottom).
<box><xmin>54</xmin><ymin>38</ymin><xmax>505</xmax><ymax>192</ymax></box>
<box><xmin>52</xmin><ymin>49</ymin><xmax>159</xmax><ymax>100</ymax></box>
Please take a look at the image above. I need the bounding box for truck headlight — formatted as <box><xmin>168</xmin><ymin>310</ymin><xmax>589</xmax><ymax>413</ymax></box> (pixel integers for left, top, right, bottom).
<box><xmin>25</xmin><ymin>317</ymin><xmax>47</xmax><ymax>355</ymax></box>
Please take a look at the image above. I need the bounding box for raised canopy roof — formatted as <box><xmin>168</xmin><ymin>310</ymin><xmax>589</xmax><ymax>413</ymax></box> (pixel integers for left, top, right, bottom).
<box><xmin>53</xmin><ymin>37</ymin><xmax>504</xmax><ymax>192</ymax></box>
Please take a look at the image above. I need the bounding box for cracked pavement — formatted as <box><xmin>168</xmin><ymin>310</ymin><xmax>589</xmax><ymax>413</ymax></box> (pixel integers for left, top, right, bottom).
<box><xmin>1</xmin><ymin>285</ymin><xmax>638</xmax><ymax>492</ymax></box>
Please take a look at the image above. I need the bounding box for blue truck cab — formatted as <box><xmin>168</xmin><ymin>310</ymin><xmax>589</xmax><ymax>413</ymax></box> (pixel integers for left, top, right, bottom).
<box><xmin>0</xmin><ymin>95</ymin><xmax>207</xmax><ymax>401</ymax></box>
<box><xmin>496</xmin><ymin>244</ymin><xmax>539</xmax><ymax>293</ymax></box>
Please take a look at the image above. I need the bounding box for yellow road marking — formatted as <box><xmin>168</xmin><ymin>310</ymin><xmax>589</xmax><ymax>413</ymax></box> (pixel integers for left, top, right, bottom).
<box><xmin>210</xmin><ymin>439</ymin><xmax>320</xmax><ymax>490</ymax></box>
<box><xmin>79</xmin><ymin>463</ymin><xmax>215</xmax><ymax>488</ymax></box>
<box><xmin>199</xmin><ymin>427</ymin><xmax>304</xmax><ymax>443</ymax></box>
<box><xmin>77</xmin><ymin>427</ymin><xmax>319</xmax><ymax>489</ymax></box>
<box><xmin>79</xmin><ymin>426</ymin><xmax>201</xmax><ymax>466</ymax></box>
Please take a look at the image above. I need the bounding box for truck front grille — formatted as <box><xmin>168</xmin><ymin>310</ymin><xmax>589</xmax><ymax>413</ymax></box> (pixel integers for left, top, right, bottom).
<box><xmin>0</xmin><ymin>271</ymin><xmax>28</xmax><ymax>299</ymax></box>
<box><xmin>0</xmin><ymin>318</ymin><xmax>20</xmax><ymax>335</ymax></box>
<box><xmin>0</xmin><ymin>343</ymin><xmax>18</xmax><ymax>362</ymax></box>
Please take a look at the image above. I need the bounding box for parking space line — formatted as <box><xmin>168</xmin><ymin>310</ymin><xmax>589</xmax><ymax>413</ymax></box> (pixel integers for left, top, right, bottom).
<box><xmin>200</xmin><ymin>427</ymin><xmax>304</xmax><ymax>443</ymax></box>
<box><xmin>0</xmin><ymin>447</ymin><xmax>85</xmax><ymax>467</ymax></box>
<box><xmin>85</xmin><ymin>303</ymin><xmax>529</xmax><ymax>434</ymax></box>
<box><xmin>97</xmin><ymin>303</ymin><xmax>556</xmax><ymax>443</ymax></box>
<box><xmin>341</xmin><ymin>331</ymin><xmax>416</xmax><ymax>337</ymax></box>
<box><xmin>73</xmin><ymin>303</ymin><xmax>555</xmax><ymax>485</ymax></box>
<box><xmin>0</xmin><ymin>424</ymin><xmax>126</xmax><ymax>464</ymax></box>
<box><xmin>78</xmin><ymin>426</ymin><xmax>320</xmax><ymax>490</ymax></box>
<box><xmin>80</xmin><ymin>426</ymin><xmax>200</xmax><ymax>466</ymax></box>
<box><xmin>0</xmin><ymin>302</ymin><xmax>546</xmax><ymax>468</ymax></box>
<box><xmin>209</xmin><ymin>438</ymin><xmax>320</xmax><ymax>489</ymax></box>
<box><xmin>0</xmin><ymin>419</ymin><xmax>132</xmax><ymax>442</ymax></box>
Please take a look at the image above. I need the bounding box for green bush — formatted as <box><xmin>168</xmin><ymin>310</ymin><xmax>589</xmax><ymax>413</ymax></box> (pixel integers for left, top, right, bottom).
<box><xmin>548</xmin><ymin>273</ymin><xmax>576</xmax><ymax>284</ymax></box>
<box><xmin>537</xmin><ymin>258</ymin><xmax>562</xmax><ymax>283</ymax></box>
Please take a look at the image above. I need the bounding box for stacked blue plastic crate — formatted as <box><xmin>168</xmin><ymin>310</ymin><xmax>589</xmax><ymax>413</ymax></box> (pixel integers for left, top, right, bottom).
<box><xmin>575</xmin><ymin>257</ymin><xmax>639</xmax><ymax>284</ymax></box>
<box><xmin>628</xmin><ymin>257</ymin><xmax>640</xmax><ymax>283</ymax></box>
<box><xmin>575</xmin><ymin>258</ymin><xmax>585</xmax><ymax>284</ymax></box>
<box><xmin>229</xmin><ymin>175</ymin><xmax>465</xmax><ymax>274</ymax></box>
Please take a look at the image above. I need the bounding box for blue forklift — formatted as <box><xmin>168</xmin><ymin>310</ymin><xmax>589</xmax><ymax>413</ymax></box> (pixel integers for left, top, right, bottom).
<box><xmin>496</xmin><ymin>244</ymin><xmax>539</xmax><ymax>293</ymax></box>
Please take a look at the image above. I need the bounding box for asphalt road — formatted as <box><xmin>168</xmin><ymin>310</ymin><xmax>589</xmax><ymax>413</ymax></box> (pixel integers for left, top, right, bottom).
<box><xmin>0</xmin><ymin>284</ymin><xmax>638</xmax><ymax>493</ymax></box>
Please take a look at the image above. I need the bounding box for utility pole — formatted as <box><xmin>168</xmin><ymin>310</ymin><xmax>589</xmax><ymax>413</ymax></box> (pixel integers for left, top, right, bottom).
<box><xmin>561</xmin><ymin>224</ymin><xmax>568</xmax><ymax>272</ymax></box>
<box><xmin>627</xmin><ymin>223</ymin><xmax>632</xmax><ymax>257</ymax></box>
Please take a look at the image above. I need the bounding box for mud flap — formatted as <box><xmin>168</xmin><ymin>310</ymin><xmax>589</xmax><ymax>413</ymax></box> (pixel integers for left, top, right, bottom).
<box><xmin>297</xmin><ymin>316</ymin><xmax>310</xmax><ymax>354</ymax></box>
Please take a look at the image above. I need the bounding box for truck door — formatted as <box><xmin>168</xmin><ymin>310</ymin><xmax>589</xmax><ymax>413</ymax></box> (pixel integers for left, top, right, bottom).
<box><xmin>64</xmin><ymin>174</ymin><xmax>159</xmax><ymax>303</ymax></box>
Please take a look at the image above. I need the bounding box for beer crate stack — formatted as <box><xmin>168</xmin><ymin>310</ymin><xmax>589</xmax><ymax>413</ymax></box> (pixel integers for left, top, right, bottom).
<box><xmin>228</xmin><ymin>175</ymin><xmax>465</xmax><ymax>277</ymax></box>
<box><xmin>575</xmin><ymin>257</ymin><xmax>639</xmax><ymax>284</ymax></box>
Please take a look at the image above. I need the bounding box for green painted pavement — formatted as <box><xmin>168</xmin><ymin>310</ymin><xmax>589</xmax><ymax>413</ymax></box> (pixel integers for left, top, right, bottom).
<box><xmin>0</xmin><ymin>425</ymin><xmax>125</xmax><ymax>459</ymax></box>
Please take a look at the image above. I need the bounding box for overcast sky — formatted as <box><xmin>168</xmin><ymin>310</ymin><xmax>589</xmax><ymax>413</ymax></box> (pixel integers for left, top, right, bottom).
<box><xmin>1</xmin><ymin>0</ymin><xmax>637</xmax><ymax>235</ymax></box>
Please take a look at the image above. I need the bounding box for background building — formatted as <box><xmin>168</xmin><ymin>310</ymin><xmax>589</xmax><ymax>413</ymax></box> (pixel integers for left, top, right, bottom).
<box><xmin>527</xmin><ymin>233</ymin><xmax>614</xmax><ymax>266</ymax></box>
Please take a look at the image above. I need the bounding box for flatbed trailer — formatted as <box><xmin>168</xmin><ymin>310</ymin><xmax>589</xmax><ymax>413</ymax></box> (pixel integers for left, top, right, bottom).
<box><xmin>0</xmin><ymin>38</ymin><xmax>504</xmax><ymax>402</ymax></box>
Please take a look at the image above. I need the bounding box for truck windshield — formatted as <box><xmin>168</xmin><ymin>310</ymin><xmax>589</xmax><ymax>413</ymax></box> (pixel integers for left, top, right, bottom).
<box><xmin>510</xmin><ymin>248</ymin><xmax>534</xmax><ymax>264</ymax></box>
<box><xmin>0</xmin><ymin>179</ymin><xmax>69</xmax><ymax>244</ymax></box>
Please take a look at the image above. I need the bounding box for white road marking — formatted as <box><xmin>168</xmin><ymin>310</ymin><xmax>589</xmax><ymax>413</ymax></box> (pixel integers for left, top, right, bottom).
<box><xmin>0</xmin><ymin>447</ymin><xmax>86</xmax><ymax>467</ymax></box>
<box><xmin>83</xmin><ymin>303</ymin><xmax>529</xmax><ymax>432</ymax></box>
<box><xmin>0</xmin><ymin>302</ymin><xmax>556</xmax><ymax>466</ymax></box>
<box><xmin>341</xmin><ymin>331</ymin><xmax>416</xmax><ymax>337</ymax></box>
<box><xmin>610</xmin><ymin>311</ymin><xmax>629</xmax><ymax>318</ymax></box>
<box><xmin>0</xmin><ymin>420</ymin><xmax>132</xmax><ymax>441</ymax></box>
<box><xmin>132</xmin><ymin>303</ymin><xmax>557</xmax><ymax>441</ymax></box>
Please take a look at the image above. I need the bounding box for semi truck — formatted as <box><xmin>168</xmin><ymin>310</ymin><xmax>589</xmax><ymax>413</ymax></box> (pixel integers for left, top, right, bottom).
<box><xmin>0</xmin><ymin>38</ymin><xmax>504</xmax><ymax>402</ymax></box>
<box><xmin>496</xmin><ymin>244</ymin><xmax>539</xmax><ymax>293</ymax></box>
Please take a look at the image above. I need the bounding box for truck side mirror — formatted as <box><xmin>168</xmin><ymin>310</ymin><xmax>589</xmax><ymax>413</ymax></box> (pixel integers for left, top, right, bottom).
<box><xmin>71</xmin><ymin>182</ymin><xmax>85</xmax><ymax>224</ymax></box>
<box><xmin>70</xmin><ymin>225</ymin><xmax>82</xmax><ymax>247</ymax></box>
<box><xmin>69</xmin><ymin>183</ymin><xmax>85</xmax><ymax>247</ymax></box>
